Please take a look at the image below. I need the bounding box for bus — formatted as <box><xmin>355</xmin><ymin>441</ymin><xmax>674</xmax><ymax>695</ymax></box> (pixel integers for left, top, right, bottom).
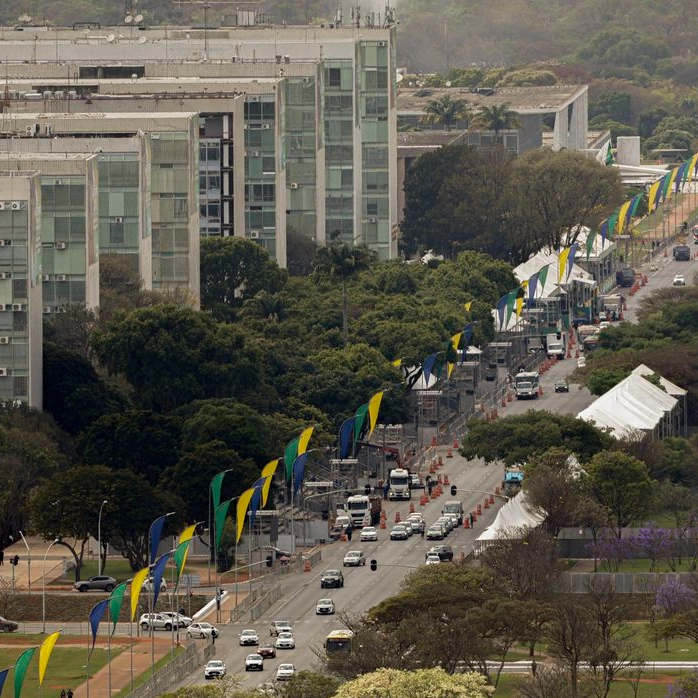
<box><xmin>325</xmin><ymin>629</ymin><xmax>353</xmax><ymax>655</ymax></box>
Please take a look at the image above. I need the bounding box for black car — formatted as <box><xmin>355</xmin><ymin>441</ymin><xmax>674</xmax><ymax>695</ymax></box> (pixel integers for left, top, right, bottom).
<box><xmin>426</xmin><ymin>544</ymin><xmax>454</xmax><ymax>561</ymax></box>
<box><xmin>554</xmin><ymin>378</ymin><xmax>569</xmax><ymax>393</ymax></box>
<box><xmin>320</xmin><ymin>569</ymin><xmax>344</xmax><ymax>588</ymax></box>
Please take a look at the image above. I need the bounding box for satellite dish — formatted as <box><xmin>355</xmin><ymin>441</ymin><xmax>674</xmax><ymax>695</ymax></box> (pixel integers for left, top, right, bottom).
<box><xmin>134</xmin><ymin>14</ymin><xmax>143</xmax><ymax>23</ymax></box>
<box><xmin>138</xmin><ymin>36</ymin><xmax>147</xmax><ymax>44</ymax></box>
<box><xmin>124</xmin><ymin>14</ymin><xmax>133</xmax><ymax>23</ymax></box>
<box><xmin>396</xmin><ymin>73</ymin><xmax>404</xmax><ymax>84</ymax></box>
<box><xmin>107</xmin><ymin>34</ymin><xmax>116</xmax><ymax>43</ymax></box>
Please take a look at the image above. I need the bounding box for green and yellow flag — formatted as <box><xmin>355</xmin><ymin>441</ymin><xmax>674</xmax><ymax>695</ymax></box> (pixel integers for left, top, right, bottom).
<box><xmin>260</xmin><ymin>459</ymin><xmax>279</xmax><ymax>507</ymax></box>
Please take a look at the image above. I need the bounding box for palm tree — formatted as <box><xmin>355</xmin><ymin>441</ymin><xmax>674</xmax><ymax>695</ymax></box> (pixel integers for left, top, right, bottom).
<box><xmin>469</xmin><ymin>103</ymin><xmax>521</xmax><ymax>144</ymax></box>
<box><xmin>313</xmin><ymin>243</ymin><xmax>375</xmax><ymax>346</ymax></box>
<box><xmin>421</xmin><ymin>95</ymin><xmax>470</xmax><ymax>131</ymax></box>
<box><xmin>242</xmin><ymin>290</ymin><xmax>286</xmax><ymax>322</ymax></box>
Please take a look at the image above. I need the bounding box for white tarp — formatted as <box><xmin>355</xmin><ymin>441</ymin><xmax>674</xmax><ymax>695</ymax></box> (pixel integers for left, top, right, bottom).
<box><xmin>632</xmin><ymin>364</ymin><xmax>687</xmax><ymax>397</ymax></box>
<box><xmin>577</xmin><ymin>371</ymin><xmax>678</xmax><ymax>439</ymax></box>
<box><xmin>475</xmin><ymin>490</ymin><xmax>546</xmax><ymax>543</ymax></box>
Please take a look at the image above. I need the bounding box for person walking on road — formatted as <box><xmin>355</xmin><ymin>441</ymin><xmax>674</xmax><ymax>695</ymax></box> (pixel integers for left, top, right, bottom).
<box><xmin>346</xmin><ymin>523</ymin><xmax>353</xmax><ymax>541</ymax></box>
<box><xmin>469</xmin><ymin>512</ymin><xmax>475</xmax><ymax>528</ymax></box>
<box><xmin>382</xmin><ymin>481</ymin><xmax>389</xmax><ymax>500</ymax></box>
<box><xmin>0</xmin><ymin>548</ymin><xmax>4</xmax><ymax>566</ymax></box>
<box><xmin>67</xmin><ymin>689</ymin><xmax>73</xmax><ymax>698</ymax></box>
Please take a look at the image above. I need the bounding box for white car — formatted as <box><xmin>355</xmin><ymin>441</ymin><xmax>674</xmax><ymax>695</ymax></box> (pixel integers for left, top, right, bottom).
<box><xmin>316</xmin><ymin>598</ymin><xmax>335</xmax><ymax>615</ymax></box>
<box><xmin>269</xmin><ymin>620</ymin><xmax>293</xmax><ymax>636</ymax></box>
<box><xmin>245</xmin><ymin>654</ymin><xmax>264</xmax><ymax>672</ymax></box>
<box><xmin>276</xmin><ymin>663</ymin><xmax>295</xmax><ymax>681</ymax></box>
<box><xmin>425</xmin><ymin>554</ymin><xmax>441</xmax><ymax>565</ymax></box>
<box><xmin>141</xmin><ymin>576</ymin><xmax>167</xmax><ymax>593</ymax></box>
<box><xmin>139</xmin><ymin>613</ymin><xmax>178</xmax><ymax>631</ymax></box>
<box><xmin>360</xmin><ymin>526</ymin><xmax>378</xmax><ymax>542</ymax></box>
<box><xmin>673</xmin><ymin>274</ymin><xmax>686</xmax><ymax>286</ymax></box>
<box><xmin>160</xmin><ymin>611</ymin><xmax>192</xmax><ymax>627</ymax></box>
<box><xmin>343</xmin><ymin>550</ymin><xmax>366</xmax><ymax>566</ymax></box>
<box><xmin>204</xmin><ymin>659</ymin><xmax>226</xmax><ymax>679</ymax></box>
<box><xmin>239</xmin><ymin>628</ymin><xmax>260</xmax><ymax>646</ymax></box>
<box><xmin>599</xmin><ymin>321</ymin><xmax>610</xmax><ymax>330</ymax></box>
<box><xmin>187</xmin><ymin>622</ymin><xmax>219</xmax><ymax>639</ymax></box>
<box><xmin>275</xmin><ymin>631</ymin><xmax>295</xmax><ymax>649</ymax></box>
<box><xmin>577</xmin><ymin>356</ymin><xmax>587</xmax><ymax>368</ymax></box>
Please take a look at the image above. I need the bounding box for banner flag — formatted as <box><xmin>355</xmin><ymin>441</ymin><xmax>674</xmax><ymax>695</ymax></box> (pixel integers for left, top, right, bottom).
<box><xmin>148</xmin><ymin>515</ymin><xmax>169</xmax><ymax>566</ymax></box>
<box><xmin>152</xmin><ymin>552</ymin><xmax>170</xmax><ymax>607</ymax></box>
<box><xmin>338</xmin><ymin>417</ymin><xmax>355</xmax><ymax>460</ymax></box>
<box><xmin>13</xmin><ymin>648</ymin><xmax>36</xmax><ymax>698</ymax></box>
<box><xmin>366</xmin><ymin>391</ymin><xmax>384</xmax><ymax>437</ymax></box>
<box><xmin>215</xmin><ymin>499</ymin><xmax>232</xmax><ymax>551</ymax></box>
<box><xmin>38</xmin><ymin>632</ymin><xmax>61</xmax><ymax>686</ymax></box>
<box><xmin>210</xmin><ymin>472</ymin><xmax>226</xmax><ymax>512</ymax></box>
<box><xmin>108</xmin><ymin>583</ymin><xmax>128</xmax><ymax>635</ymax></box>
<box><xmin>89</xmin><ymin>600</ymin><xmax>109</xmax><ymax>655</ymax></box>
<box><xmin>235</xmin><ymin>488</ymin><xmax>255</xmax><ymax>544</ymax></box>
<box><xmin>130</xmin><ymin>568</ymin><xmax>149</xmax><ymax>621</ymax></box>
<box><xmin>0</xmin><ymin>668</ymin><xmax>9</xmax><ymax>698</ymax></box>
<box><xmin>260</xmin><ymin>460</ymin><xmax>279</xmax><ymax>507</ymax></box>
<box><xmin>284</xmin><ymin>436</ymin><xmax>300</xmax><ymax>482</ymax></box>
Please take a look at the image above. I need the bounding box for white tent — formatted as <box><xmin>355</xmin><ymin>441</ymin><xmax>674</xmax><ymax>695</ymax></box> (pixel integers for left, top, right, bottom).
<box><xmin>475</xmin><ymin>490</ymin><xmax>546</xmax><ymax>548</ymax></box>
<box><xmin>631</xmin><ymin>364</ymin><xmax>687</xmax><ymax>398</ymax></box>
<box><xmin>577</xmin><ymin>371</ymin><xmax>678</xmax><ymax>440</ymax></box>
<box><xmin>513</xmin><ymin>248</ymin><xmax>596</xmax><ymax>300</ymax></box>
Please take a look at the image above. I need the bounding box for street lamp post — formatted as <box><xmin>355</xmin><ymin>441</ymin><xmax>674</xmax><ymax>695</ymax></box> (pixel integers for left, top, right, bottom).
<box><xmin>42</xmin><ymin>538</ymin><xmax>60</xmax><ymax>633</ymax></box>
<box><xmin>97</xmin><ymin>500</ymin><xmax>108</xmax><ymax>576</ymax></box>
<box><xmin>17</xmin><ymin>530</ymin><xmax>31</xmax><ymax>593</ymax></box>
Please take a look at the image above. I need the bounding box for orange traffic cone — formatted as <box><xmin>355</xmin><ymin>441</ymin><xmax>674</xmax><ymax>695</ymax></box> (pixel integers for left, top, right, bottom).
<box><xmin>507</xmin><ymin>392</ymin><xmax>513</xmax><ymax>402</ymax></box>
<box><xmin>484</xmin><ymin>498</ymin><xmax>490</xmax><ymax>509</ymax></box>
<box><xmin>437</xmin><ymin>455</ymin><xmax>443</xmax><ymax>467</ymax></box>
<box><xmin>395</xmin><ymin>511</ymin><xmax>401</xmax><ymax>523</ymax></box>
<box><xmin>304</xmin><ymin>559</ymin><xmax>311</xmax><ymax>572</ymax></box>
<box><xmin>538</xmin><ymin>385</ymin><xmax>543</xmax><ymax>396</ymax></box>
<box><xmin>453</xmin><ymin>438</ymin><xmax>459</xmax><ymax>448</ymax></box>
<box><xmin>446</xmin><ymin>447</ymin><xmax>453</xmax><ymax>458</ymax></box>
<box><xmin>443</xmin><ymin>474</ymin><xmax>450</xmax><ymax>485</ymax></box>
<box><xmin>463</xmin><ymin>518</ymin><xmax>470</xmax><ymax>529</ymax></box>
<box><xmin>501</xmin><ymin>395</ymin><xmax>507</xmax><ymax>407</ymax></box>
<box><xmin>476</xmin><ymin>504</ymin><xmax>482</xmax><ymax>515</ymax></box>
<box><xmin>409</xmin><ymin>502</ymin><xmax>415</xmax><ymax>514</ymax></box>
<box><xmin>431</xmin><ymin>436</ymin><xmax>437</xmax><ymax>447</ymax></box>
<box><xmin>489</xmin><ymin>494</ymin><xmax>495</xmax><ymax>504</ymax></box>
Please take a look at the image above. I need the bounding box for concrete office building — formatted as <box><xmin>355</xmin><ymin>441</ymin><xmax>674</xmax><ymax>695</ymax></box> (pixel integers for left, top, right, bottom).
<box><xmin>0</xmin><ymin>112</ymin><xmax>200</xmax><ymax>302</ymax></box>
<box><xmin>0</xmin><ymin>16</ymin><xmax>399</xmax><ymax>261</ymax></box>
<box><xmin>0</xmin><ymin>153</ymin><xmax>100</xmax><ymax>314</ymax></box>
<box><xmin>0</xmin><ymin>171</ymin><xmax>42</xmax><ymax>409</ymax></box>
<box><xmin>1</xmin><ymin>133</ymin><xmax>153</xmax><ymax>290</ymax></box>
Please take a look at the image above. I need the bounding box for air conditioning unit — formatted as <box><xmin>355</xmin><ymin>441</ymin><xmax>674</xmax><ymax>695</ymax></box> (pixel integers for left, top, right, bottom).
<box><xmin>114</xmin><ymin>216</ymin><xmax>123</xmax><ymax>223</ymax></box>
<box><xmin>56</xmin><ymin>274</ymin><xmax>67</xmax><ymax>281</ymax></box>
<box><xmin>55</xmin><ymin>242</ymin><xmax>67</xmax><ymax>250</ymax></box>
<box><xmin>378</xmin><ymin>41</ymin><xmax>386</xmax><ymax>47</ymax></box>
<box><xmin>56</xmin><ymin>307</ymin><xmax>67</xmax><ymax>314</ymax></box>
<box><xmin>0</xmin><ymin>305</ymin><xmax>5</xmax><ymax>311</ymax></box>
<box><xmin>0</xmin><ymin>369</ymin><xmax>7</xmax><ymax>377</ymax></box>
<box><xmin>290</xmin><ymin>182</ymin><xmax>299</xmax><ymax>190</ymax></box>
<box><xmin>0</xmin><ymin>203</ymin><xmax>5</xmax><ymax>211</ymax></box>
<box><xmin>250</xmin><ymin>230</ymin><xmax>261</xmax><ymax>239</ymax></box>
<box><xmin>0</xmin><ymin>272</ymin><xmax>11</xmax><ymax>279</ymax></box>
<box><xmin>41</xmin><ymin>274</ymin><xmax>50</xmax><ymax>282</ymax></box>
<box><xmin>11</xmin><ymin>304</ymin><xmax>24</xmax><ymax>311</ymax></box>
<box><xmin>367</xmin><ymin>218</ymin><xmax>378</xmax><ymax>223</ymax></box>
<box><xmin>262</xmin><ymin>123</ymin><xmax>271</xmax><ymax>130</ymax></box>
<box><xmin>25</xmin><ymin>125</ymin><xmax>35</xmax><ymax>136</ymax></box>
<box><xmin>43</xmin><ymin>306</ymin><xmax>52</xmax><ymax>314</ymax></box>
<box><xmin>248</xmin><ymin>151</ymin><xmax>260</xmax><ymax>158</ymax></box>
<box><xmin>0</xmin><ymin>241</ymin><xmax>5</xmax><ymax>247</ymax></box>
<box><xmin>10</xmin><ymin>202</ymin><xmax>21</xmax><ymax>210</ymax></box>
<box><xmin>0</xmin><ymin>337</ymin><xmax>9</xmax><ymax>345</ymax></box>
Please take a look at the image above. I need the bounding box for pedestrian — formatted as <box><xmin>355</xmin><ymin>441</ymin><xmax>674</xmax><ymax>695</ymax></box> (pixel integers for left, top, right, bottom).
<box><xmin>346</xmin><ymin>524</ymin><xmax>353</xmax><ymax>541</ymax></box>
<box><xmin>383</xmin><ymin>482</ymin><xmax>389</xmax><ymax>500</ymax></box>
<box><xmin>60</xmin><ymin>690</ymin><xmax>66</xmax><ymax>698</ymax></box>
<box><xmin>531</xmin><ymin>659</ymin><xmax>537</xmax><ymax>676</ymax></box>
<box><xmin>0</xmin><ymin>548</ymin><xmax>4</xmax><ymax>566</ymax></box>
<box><xmin>67</xmin><ymin>689</ymin><xmax>73</xmax><ymax>698</ymax></box>
<box><xmin>469</xmin><ymin>512</ymin><xmax>474</xmax><ymax>528</ymax></box>
<box><xmin>419</xmin><ymin>522</ymin><xmax>425</xmax><ymax>538</ymax></box>
<box><xmin>427</xmin><ymin>482</ymin><xmax>433</xmax><ymax>497</ymax></box>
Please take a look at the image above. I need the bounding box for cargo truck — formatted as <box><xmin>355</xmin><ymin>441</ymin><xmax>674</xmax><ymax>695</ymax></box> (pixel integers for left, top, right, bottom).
<box><xmin>673</xmin><ymin>245</ymin><xmax>691</xmax><ymax>261</ymax></box>
<box><xmin>546</xmin><ymin>332</ymin><xmax>566</xmax><ymax>360</ymax></box>
<box><xmin>503</xmin><ymin>465</ymin><xmax>524</xmax><ymax>497</ymax></box>
<box><xmin>345</xmin><ymin>494</ymin><xmax>382</xmax><ymax>528</ymax></box>
<box><xmin>388</xmin><ymin>468</ymin><xmax>411</xmax><ymax>500</ymax></box>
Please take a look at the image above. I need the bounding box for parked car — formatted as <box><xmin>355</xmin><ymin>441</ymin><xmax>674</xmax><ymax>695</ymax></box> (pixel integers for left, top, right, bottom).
<box><xmin>577</xmin><ymin>356</ymin><xmax>587</xmax><ymax>368</ymax></box>
<box><xmin>674</xmin><ymin>274</ymin><xmax>686</xmax><ymax>286</ymax></box>
<box><xmin>269</xmin><ymin>620</ymin><xmax>293</xmax><ymax>636</ymax></box>
<box><xmin>427</xmin><ymin>544</ymin><xmax>454</xmax><ymax>561</ymax></box>
<box><xmin>390</xmin><ymin>524</ymin><xmax>409</xmax><ymax>541</ymax></box>
<box><xmin>187</xmin><ymin>622</ymin><xmax>219</xmax><ymax>639</ymax></box>
<box><xmin>320</xmin><ymin>570</ymin><xmax>344</xmax><ymax>588</ymax></box>
<box><xmin>204</xmin><ymin>659</ymin><xmax>226</xmax><ymax>679</ymax></box>
<box><xmin>359</xmin><ymin>526</ymin><xmax>378</xmax><ymax>542</ymax></box>
<box><xmin>160</xmin><ymin>611</ymin><xmax>192</xmax><ymax>627</ymax></box>
<box><xmin>275</xmin><ymin>631</ymin><xmax>295</xmax><ymax>650</ymax></box>
<box><xmin>244</xmin><ymin>654</ymin><xmax>264</xmax><ymax>672</ymax></box>
<box><xmin>316</xmin><ymin>598</ymin><xmax>336</xmax><ymax>615</ymax></box>
<box><xmin>554</xmin><ymin>378</ymin><xmax>569</xmax><ymax>393</ymax></box>
<box><xmin>0</xmin><ymin>616</ymin><xmax>18</xmax><ymax>632</ymax></box>
<box><xmin>74</xmin><ymin>576</ymin><xmax>117</xmax><ymax>593</ymax></box>
<box><xmin>239</xmin><ymin>628</ymin><xmax>259</xmax><ymax>646</ymax></box>
<box><xmin>276</xmin><ymin>663</ymin><xmax>295</xmax><ymax>681</ymax></box>
<box><xmin>139</xmin><ymin>613</ymin><xmax>178</xmax><ymax>631</ymax></box>
<box><xmin>258</xmin><ymin>643</ymin><xmax>277</xmax><ymax>659</ymax></box>
<box><xmin>343</xmin><ymin>550</ymin><xmax>366</xmax><ymax>567</ymax></box>
<box><xmin>141</xmin><ymin>576</ymin><xmax>167</xmax><ymax>593</ymax></box>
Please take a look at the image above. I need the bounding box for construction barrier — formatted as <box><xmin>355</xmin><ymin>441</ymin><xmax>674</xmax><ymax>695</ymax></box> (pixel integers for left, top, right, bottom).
<box><xmin>446</xmin><ymin>447</ymin><xmax>453</xmax><ymax>458</ymax></box>
<box><xmin>483</xmin><ymin>498</ymin><xmax>490</xmax><ymax>509</ymax></box>
<box><xmin>304</xmin><ymin>559</ymin><xmax>311</xmax><ymax>572</ymax></box>
<box><xmin>409</xmin><ymin>502</ymin><xmax>415</xmax><ymax>514</ymax></box>
<box><xmin>380</xmin><ymin>518</ymin><xmax>387</xmax><ymax>528</ymax></box>
<box><xmin>538</xmin><ymin>385</ymin><xmax>543</xmax><ymax>396</ymax></box>
<box><xmin>501</xmin><ymin>395</ymin><xmax>507</xmax><ymax>407</ymax></box>
<box><xmin>437</xmin><ymin>455</ymin><xmax>443</xmax><ymax>467</ymax></box>
<box><xmin>476</xmin><ymin>504</ymin><xmax>482</xmax><ymax>516</ymax></box>
<box><xmin>489</xmin><ymin>494</ymin><xmax>495</xmax><ymax>505</ymax></box>
<box><xmin>395</xmin><ymin>511</ymin><xmax>401</xmax><ymax>523</ymax></box>
<box><xmin>340</xmin><ymin>533</ymin><xmax>347</xmax><ymax>542</ymax></box>
<box><xmin>453</xmin><ymin>438</ymin><xmax>459</xmax><ymax>449</ymax></box>
<box><xmin>443</xmin><ymin>474</ymin><xmax>450</xmax><ymax>485</ymax></box>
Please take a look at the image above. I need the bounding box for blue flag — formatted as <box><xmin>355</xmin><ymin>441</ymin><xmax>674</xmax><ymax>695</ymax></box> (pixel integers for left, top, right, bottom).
<box><xmin>338</xmin><ymin>417</ymin><xmax>355</xmax><ymax>460</ymax></box>
<box><xmin>292</xmin><ymin>454</ymin><xmax>310</xmax><ymax>495</ymax></box>
<box><xmin>149</xmin><ymin>515</ymin><xmax>169</xmax><ymax>565</ymax></box>
<box><xmin>422</xmin><ymin>353</ymin><xmax>438</xmax><ymax>386</ymax></box>
<box><xmin>89</xmin><ymin>599</ymin><xmax>110</xmax><ymax>654</ymax></box>
<box><xmin>152</xmin><ymin>552</ymin><xmax>170</xmax><ymax>607</ymax></box>
<box><xmin>0</xmin><ymin>668</ymin><xmax>9</xmax><ymax>698</ymax></box>
<box><xmin>248</xmin><ymin>477</ymin><xmax>267</xmax><ymax>526</ymax></box>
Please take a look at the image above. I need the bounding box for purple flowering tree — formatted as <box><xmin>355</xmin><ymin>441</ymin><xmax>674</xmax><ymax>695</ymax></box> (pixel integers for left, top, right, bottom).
<box><xmin>588</xmin><ymin>533</ymin><xmax>632</xmax><ymax>572</ymax></box>
<box><xmin>656</xmin><ymin>577</ymin><xmax>695</xmax><ymax>617</ymax></box>
<box><xmin>634</xmin><ymin>526</ymin><xmax>675</xmax><ymax>572</ymax></box>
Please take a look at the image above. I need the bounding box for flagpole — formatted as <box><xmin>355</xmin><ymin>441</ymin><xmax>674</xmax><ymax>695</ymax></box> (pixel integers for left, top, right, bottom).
<box><xmin>129</xmin><ymin>613</ymin><xmax>134</xmax><ymax>694</ymax></box>
<box><xmin>107</xmin><ymin>605</ymin><xmax>112</xmax><ymax>698</ymax></box>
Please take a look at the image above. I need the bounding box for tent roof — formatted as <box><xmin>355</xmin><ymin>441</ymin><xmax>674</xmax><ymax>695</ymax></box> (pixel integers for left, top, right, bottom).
<box><xmin>577</xmin><ymin>371</ymin><xmax>678</xmax><ymax>438</ymax></box>
<box><xmin>632</xmin><ymin>364</ymin><xmax>687</xmax><ymax>397</ymax></box>
<box><xmin>513</xmin><ymin>248</ymin><xmax>596</xmax><ymax>300</ymax></box>
<box><xmin>574</xmin><ymin>225</ymin><xmax>617</xmax><ymax>259</ymax></box>
<box><xmin>475</xmin><ymin>491</ymin><xmax>546</xmax><ymax>542</ymax></box>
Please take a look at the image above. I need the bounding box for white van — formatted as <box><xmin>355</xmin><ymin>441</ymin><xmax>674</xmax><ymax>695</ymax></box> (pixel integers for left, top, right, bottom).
<box><xmin>442</xmin><ymin>500</ymin><xmax>464</xmax><ymax>525</ymax></box>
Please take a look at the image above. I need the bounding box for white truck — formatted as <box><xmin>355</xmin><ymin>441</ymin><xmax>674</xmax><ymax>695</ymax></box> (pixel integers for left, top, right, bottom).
<box><xmin>546</xmin><ymin>332</ymin><xmax>567</xmax><ymax>360</ymax></box>
<box><xmin>388</xmin><ymin>468</ymin><xmax>411</xmax><ymax>501</ymax></box>
<box><xmin>345</xmin><ymin>494</ymin><xmax>382</xmax><ymax>528</ymax></box>
<box><xmin>514</xmin><ymin>371</ymin><xmax>539</xmax><ymax>399</ymax></box>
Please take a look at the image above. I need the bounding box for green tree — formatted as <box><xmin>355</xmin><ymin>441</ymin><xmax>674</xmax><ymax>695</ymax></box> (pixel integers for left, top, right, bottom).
<box><xmin>91</xmin><ymin>305</ymin><xmax>264</xmax><ymax>412</ymax></box>
<box><xmin>421</xmin><ymin>95</ymin><xmax>470</xmax><ymax>131</ymax></box>
<box><xmin>469</xmin><ymin>103</ymin><xmax>521</xmax><ymax>143</ymax></box>
<box><xmin>200</xmin><ymin>237</ymin><xmax>288</xmax><ymax>318</ymax></box>
<box><xmin>585</xmin><ymin>450</ymin><xmax>655</xmax><ymax>537</ymax></box>
<box><xmin>312</xmin><ymin>243</ymin><xmax>375</xmax><ymax>346</ymax></box>
<box><xmin>279</xmin><ymin>671</ymin><xmax>341</xmax><ymax>698</ymax></box>
<box><xmin>459</xmin><ymin>411</ymin><xmax>614</xmax><ymax>466</ymax></box>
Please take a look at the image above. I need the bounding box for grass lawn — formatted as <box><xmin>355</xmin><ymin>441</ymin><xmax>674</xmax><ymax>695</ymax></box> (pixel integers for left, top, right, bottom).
<box><xmin>597</xmin><ymin>559</ymin><xmax>698</xmax><ymax>573</ymax></box>
<box><xmin>112</xmin><ymin>646</ymin><xmax>185</xmax><ymax>698</ymax></box>
<box><xmin>0</xmin><ymin>646</ymin><xmax>112</xmax><ymax>692</ymax></box>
